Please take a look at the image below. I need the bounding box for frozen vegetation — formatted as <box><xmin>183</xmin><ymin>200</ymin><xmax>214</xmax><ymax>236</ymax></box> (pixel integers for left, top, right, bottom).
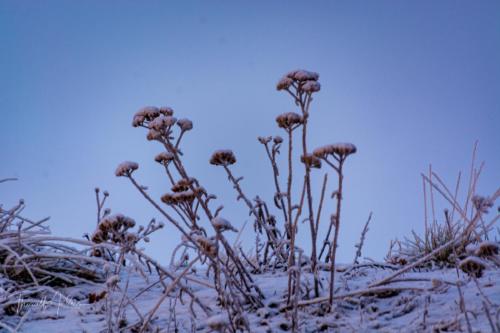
<box><xmin>0</xmin><ymin>71</ymin><xmax>499</xmax><ymax>332</ymax></box>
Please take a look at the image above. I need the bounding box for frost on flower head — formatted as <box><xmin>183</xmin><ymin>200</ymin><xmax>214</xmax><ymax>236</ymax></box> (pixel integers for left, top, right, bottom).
<box><xmin>161</xmin><ymin>190</ymin><xmax>196</xmax><ymax>205</ymax></box>
<box><xmin>92</xmin><ymin>213</ymin><xmax>136</xmax><ymax>244</ymax></box>
<box><xmin>132</xmin><ymin>106</ymin><xmax>160</xmax><ymax>127</ymax></box>
<box><xmin>115</xmin><ymin>161</ymin><xmax>139</xmax><ymax>177</ymax></box>
<box><xmin>276</xmin><ymin>77</ymin><xmax>294</xmax><ymax>91</ymax></box>
<box><xmin>210</xmin><ymin>149</ymin><xmax>236</xmax><ymax>166</ymax></box>
<box><xmin>287</xmin><ymin>70</ymin><xmax>320</xmax><ymax>82</ymax></box>
<box><xmin>149</xmin><ymin>115</ymin><xmax>177</xmax><ymax>131</ymax></box>
<box><xmin>313</xmin><ymin>143</ymin><xmax>357</xmax><ymax>159</ymax></box>
<box><xmin>276</xmin><ymin>112</ymin><xmax>303</xmax><ymax>130</ymax></box>
<box><xmin>471</xmin><ymin>195</ymin><xmax>494</xmax><ymax>214</ymax></box>
<box><xmin>459</xmin><ymin>256</ymin><xmax>487</xmax><ymax>278</ymax></box>
<box><xmin>147</xmin><ymin>129</ymin><xmax>162</xmax><ymax>141</ymax></box>
<box><xmin>177</xmin><ymin>118</ymin><xmax>193</xmax><ymax>131</ymax></box>
<box><xmin>273</xmin><ymin>136</ymin><xmax>283</xmax><ymax>144</ymax></box>
<box><xmin>211</xmin><ymin>216</ymin><xmax>238</xmax><ymax>232</ymax></box>
<box><xmin>302</xmin><ymin>80</ymin><xmax>321</xmax><ymax>93</ymax></box>
<box><xmin>159</xmin><ymin>106</ymin><xmax>174</xmax><ymax>116</ymax></box>
<box><xmin>155</xmin><ymin>152</ymin><xmax>175</xmax><ymax>165</ymax></box>
<box><xmin>258</xmin><ymin>136</ymin><xmax>272</xmax><ymax>145</ymax></box>
<box><xmin>277</xmin><ymin>70</ymin><xmax>321</xmax><ymax>93</ymax></box>
<box><xmin>474</xmin><ymin>241</ymin><xmax>499</xmax><ymax>257</ymax></box>
<box><xmin>171</xmin><ymin>178</ymin><xmax>194</xmax><ymax>193</ymax></box>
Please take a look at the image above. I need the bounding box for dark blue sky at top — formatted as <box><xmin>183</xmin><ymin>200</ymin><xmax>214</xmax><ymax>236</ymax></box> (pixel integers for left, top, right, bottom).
<box><xmin>1</xmin><ymin>1</ymin><xmax>499</xmax><ymax>262</ymax></box>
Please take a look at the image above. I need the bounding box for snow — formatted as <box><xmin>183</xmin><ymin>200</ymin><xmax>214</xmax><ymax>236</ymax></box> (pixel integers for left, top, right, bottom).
<box><xmin>149</xmin><ymin>115</ymin><xmax>177</xmax><ymax>131</ymax></box>
<box><xmin>114</xmin><ymin>161</ymin><xmax>139</xmax><ymax>177</ymax></box>
<box><xmin>313</xmin><ymin>143</ymin><xmax>357</xmax><ymax>158</ymax></box>
<box><xmin>301</xmin><ymin>80</ymin><xmax>321</xmax><ymax>93</ymax></box>
<box><xmin>6</xmin><ymin>263</ymin><xmax>499</xmax><ymax>332</ymax></box>
<box><xmin>211</xmin><ymin>217</ymin><xmax>238</xmax><ymax>233</ymax></box>
<box><xmin>286</xmin><ymin>70</ymin><xmax>319</xmax><ymax>82</ymax></box>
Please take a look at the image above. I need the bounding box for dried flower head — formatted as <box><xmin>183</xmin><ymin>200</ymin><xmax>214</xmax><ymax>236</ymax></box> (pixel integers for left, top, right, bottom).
<box><xmin>172</xmin><ymin>178</ymin><xmax>194</xmax><ymax>193</ymax></box>
<box><xmin>161</xmin><ymin>190</ymin><xmax>196</xmax><ymax>205</ymax></box>
<box><xmin>459</xmin><ymin>256</ymin><xmax>486</xmax><ymax>278</ymax></box>
<box><xmin>286</xmin><ymin>70</ymin><xmax>319</xmax><ymax>82</ymax></box>
<box><xmin>147</xmin><ymin>129</ymin><xmax>162</xmax><ymax>141</ymax></box>
<box><xmin>132</xmin><ymin>106</ymin><xmax>160</xmax><ymax>127</ymax></box>
<box><xmin>276</xmin><ymin>77</ymin><xmax>294</xmax><ymax>91</ymax></box>
<box><xmin>273</xmin><ymin>136</ymin><xmax>283</xmax><ymax>144</ymax></box>
<box><xmin>155</xmin><ymin>152</ymin><xmax>175</xmax><ymax>165</ymax></box>
<box><xmin>211</xmin><ymin>217</ymin><xmax>238</xmax><ymax>233</ymax></box>
<box><xmin>177</xmin><ymin>118</ymin><xmax>193</xmax><ymax>131</ymax></box>
<box><xmin>301</xmin><ymin>154</ymin><xmax>322</xmax><ymax>169</ymax></box>
<box><xmin>471</xmin><ymin>195</ymin><xmax>494</xmax><ymax>214</ymax></box>
<box><xmin>301</xmin><ymin>80</ymin><xmax>321</xmax><ymax>93</ymax></box>
<box><xmin>313</xmin><ymin>143</ymin><xmax>357</xmax><ymax>158</ymax></box>
<box><xmin>210</xmin><ymin>149</ymin><xmax>237</xmax><ymax>166</ymax></box>
<box><xmin>474</xmin><ymin>241</ymin><xmax>499</xmax><ymax>257</ymax></box>
<box><xmin>149</xmin><ymin>115</ymin><xmax>177</xmax><ymax>131</ymax></box>
<box><xmin>276</xmin><ymin>112</ymin><xmax>303</xmax><ymax>130</ymax></box>
<box><xmin>115</xmin><ymin>161</ymin><xmax>139</xmax><ymax>177</ymax></box>
<box><xmin>159</xmin><ymin>106</ymin><xmax>174</xmax><ymax>116</ymax></box>
<box><xmin>193</xmin><ymin>234</ymin><xmax>217</xmax><ymax>257</ymax></box>
<box><xmin>258</xmin><ymin>136</ymin><xmax>272</xmax><ymax>145</ymax></box>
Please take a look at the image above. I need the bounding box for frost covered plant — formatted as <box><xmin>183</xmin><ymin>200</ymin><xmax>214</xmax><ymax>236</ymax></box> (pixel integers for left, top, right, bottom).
<box><xmin>388</xmin><ymin>143</ymin><xmax>500</xmax><ymax>267</ymax></box>
<box><xmin>116</xmin><ymin>70</ymin><xmax>360</xmax><ymax>329</ymax></box>
<box><xmin>115</xmin><ymin>161</ymin><xmax>139</xmax><ymax>177</ymax></box>
<box><xmin>313</xmin><ymin>142</ymin><xmax>357</xmax><ymax>306</ymax></box>
<box><xmin>274</xmin><ymin>70</ymin><xmax>326</xmax><ymax>300</ymax></box>
<box><xmin>210</xmin><ymin>149</ymin><xmax>237</xmax><ymax>166</ymax></box>
<box><xmin>120</xmin><ymin>106</ymin><xmax>264</xmax><ymax>330</ymax></box>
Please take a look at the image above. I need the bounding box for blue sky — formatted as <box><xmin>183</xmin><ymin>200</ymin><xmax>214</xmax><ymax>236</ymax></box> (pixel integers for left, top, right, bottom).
<box><xmin>1</xmin><ymin>1</ymin><xmax>499</xmax><ymax>263</ymax></box>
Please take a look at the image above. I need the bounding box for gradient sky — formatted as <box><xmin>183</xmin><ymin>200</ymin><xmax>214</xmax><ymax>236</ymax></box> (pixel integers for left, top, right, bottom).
<box><xmin>1</xmin><ymin>1</ymin><xmax>499</xmax><ymax>264</ymax></box>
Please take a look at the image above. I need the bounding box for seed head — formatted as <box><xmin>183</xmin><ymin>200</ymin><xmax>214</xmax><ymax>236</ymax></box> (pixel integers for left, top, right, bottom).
<box><xmin>258</xmin><ymin>136</ymin><xmax>272</xmax><ymax>145</ymax></box>
<box><xmin>276</xmin><ymin>77</ymin><xmax>293</xmax><ymax>91</ymax></box>
<box><xmin>276</xmin><ymin>112</ymin><xmax>303</xmax><ymax>130</ymax></box>
<box><xmin>161</xmin><ymin>190</ymin><xmax>196</xmax><ymax>205</ymax></box>
<box><xmin>475</xmin><ymin>241</ymin><xmax>499</xmax><ymax>257</ymax></box>
<box><xmin>155</xmin><ymin>152</ymin><xmax>175</xmax><ymax>165</ymax></box>
<box><xmin>313</xmin><ymin>143</ymin><xmax>357</xmax><ymax>158</ymax></box>
<box><xmin>210</xmin><ymin>150</ymin><xmax>236</xmax><ymax>166</ymax></box>
<box><xmin>301</xmin><ymin>80</ymin><xmax>321</xmax><ymax>93</ymax></box>
<box><xmin>147</xmin><ymin>129</ymin><xmax>162</xmax><ymax>141</ymax></box>
<box><xmin>177</xmin><ymin>118</ymin><xmax>193</xmax><ymax>131</ymax></box>
<box><xmin>286</xmin><ymin>70</ymin><xmax>319</xmax><ymax>82</ymax></box>
<box><xmin>132</xmin><ymin>106</ymin><xmax>160</xmax><ymax>127</ymax></box>
<box><xmin>115</xmin><ymin>161</ymin><xmax>139</xmax><ymax>177</ymax></box>
<box><xmin>459</xmin><ymin>256</ymin><xmax>486</xmax><ymax>278</ymax></box>
<box><xmin>273</xmin><ymin>136</ymin><xmax>283</xmax><ymax>144</ymax></box>
<box><xmin>172</xmin><ymin>178</ymin><xmax>194</xmax><ymax>193</ymax></box>
<box><xmin>149</xmin><ymin>115</ymin><xmax>177</xmax><ymax>131</ymax></box>
<box><xmin>471</xmin><ymin>195</ymin><xmax>494</xmax><ymax>214</ymax></box>
<box><xmin>159</xmin><ymin>106</ymin><xmax>174</xmax><ymax>116</ymax></box>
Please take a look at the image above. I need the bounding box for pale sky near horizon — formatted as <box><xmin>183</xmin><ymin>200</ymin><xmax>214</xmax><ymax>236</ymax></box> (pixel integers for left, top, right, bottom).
<box><xmin>1</xmin><ymin>1</ymin><xmax>499</xmax><ymax>263</ymax></box>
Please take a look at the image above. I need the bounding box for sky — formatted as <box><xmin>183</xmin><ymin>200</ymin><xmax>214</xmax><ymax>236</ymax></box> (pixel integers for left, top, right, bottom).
<box><xmin>1</xmin><ymin>1</ymin><xmax>499</xmax><ymax>264</ymax></box>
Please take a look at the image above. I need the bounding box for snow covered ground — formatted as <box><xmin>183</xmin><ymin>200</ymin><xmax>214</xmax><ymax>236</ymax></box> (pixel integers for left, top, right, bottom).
<box><xmin>2</xmin><ymin>261</ymin><xmax>499</xmax><ymax>332</ymax></box>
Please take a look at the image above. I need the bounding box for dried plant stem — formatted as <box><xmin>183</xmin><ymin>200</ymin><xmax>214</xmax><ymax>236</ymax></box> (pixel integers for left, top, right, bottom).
<box><xmin>353</xmin><ymin>212</ymin><xmax>373</xmax><ymax>265</ymax></box>
<box><xmin>263</xmin><ymin>142</ymin><xmax>287</xmax><ymax>223</ymax></box>
<box><xmin>139</xmin><ymin>255</ymin><xmax>200</xmax><ymax>333</ymax></box>
<box><xmin>299</xmin><ymin>95</ymin><xmax>319</xmax><ymax>297</ymax></box>
<box><xmin>329</xmin><ymin>159</ymin><xmax>345</xmax><ymax>307</ymax></box>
